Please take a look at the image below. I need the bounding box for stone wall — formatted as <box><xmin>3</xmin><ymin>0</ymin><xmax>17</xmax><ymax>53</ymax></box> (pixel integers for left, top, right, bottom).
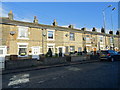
<box><xmin>71</xmin><ymin>55</ymin><xmax>90</xmax><ymax>62</ymax></box>
<box><xmin>5</xmin><ymin>59</ymin><xmax>43</xmax><ymax>70</ymax></box>
<box><xmin>4</xmin><ymin>55</ymin><xmax>98</xmax><ymax>70</ymax></box>
<box><xmin>43</xmin><ymin>57</ymin><xmax>66</xmax><ymax>65</ymax></box>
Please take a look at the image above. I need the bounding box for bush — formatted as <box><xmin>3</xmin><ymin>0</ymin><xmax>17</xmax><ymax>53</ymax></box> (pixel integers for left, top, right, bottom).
<box><xmin>77</xmin><ymin>52</ymin><xmax>82</xmax><ymax>56</ymax></box>
<box><xmin>55</xmin><ymin>53</ymin><xmax>58</xmax><ymax>57</ymax></box>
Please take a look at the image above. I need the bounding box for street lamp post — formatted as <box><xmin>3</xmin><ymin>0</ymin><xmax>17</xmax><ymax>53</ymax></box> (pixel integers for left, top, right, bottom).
<box><xmin>42</xmin><ymin>29</ymin><xmax>46</xmax><ymax>55</ymax></box>
<box><xmin>111</xmin><ymin>7</ymin><xmax>116</xmax><ymax>50</ymax></box>
<box><xmin>102</xmin><ymin>5</ymin><xmax>112</xmax><ymax>50</ymax></box>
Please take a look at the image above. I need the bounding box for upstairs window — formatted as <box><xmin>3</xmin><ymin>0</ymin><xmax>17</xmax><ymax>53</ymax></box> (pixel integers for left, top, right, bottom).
<box><xmin>86</xmin><ymin>37</ymin><xmax>90</xmax><ymax>41</ymax></box>
<box><xmin>86</xmin><ymin>35</ymin><xmax>90</xmax><ymax>37</ymax></box>
<box><xmin>47</xmin><ymin>30</ymin><xmax>55</xmax><ymax>40</ymax></box>
<box><xmin>18</xmin><ymin>26</ymin><xmax>28</xmax><ymax>39</ymax></box>
<box><xmin>70</xmin><ymin>33</ymin><xmax>75</xmax><ymax>41</ymax></box>
<box><xmin>100</xmin><ymin>37</ymin><xmax>103</xmax><ymax>42</ymax></box>
<box><xmin>110</xmin><ymin>37</ymin><xmax>113</xmax><ymax>43</ymax></box>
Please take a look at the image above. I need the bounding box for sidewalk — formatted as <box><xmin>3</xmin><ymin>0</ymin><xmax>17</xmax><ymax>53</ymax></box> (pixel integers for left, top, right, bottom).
<box><xmin>2</xmin><ymin>60</ymin><xmax>99</xmax><ymax>75</ymax></box>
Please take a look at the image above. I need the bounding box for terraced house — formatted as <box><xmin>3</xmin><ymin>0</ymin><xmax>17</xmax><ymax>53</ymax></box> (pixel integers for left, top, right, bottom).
<box><xmin>0</xmin><ymin>11</ymin><xmax>120</xmax><ymax>59</ymax></box>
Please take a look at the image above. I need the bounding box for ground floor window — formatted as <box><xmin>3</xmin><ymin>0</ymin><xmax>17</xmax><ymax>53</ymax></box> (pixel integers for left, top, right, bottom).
<box><xmin>100</xmin><ymin>47</ymin><xmax>103</xmax><ymax>50</ymax></box>
<box><xmin>0</xmin><ymin>46</ymin><xmax>7</xmax><ymax>55</ymax></box>
<box><xmin>18</xmin><ymin>45</ymin><xmax>27</xmax><ymax>56</ymax></box>
<box><xmin>70</xmin><ymin>46</ymin><xmax>75</xmax><ymax>53</ymax></box>
<box><xmin>78</xmin><ymin>47</ymin><xmax>82</xmax><ymax>52</ymax></box>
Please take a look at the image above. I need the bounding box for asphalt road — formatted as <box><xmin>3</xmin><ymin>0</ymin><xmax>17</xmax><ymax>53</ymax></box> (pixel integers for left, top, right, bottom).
<box><xmin>2</xmin><ymin>61</ymin><xmax>120</xmax><ymax>88</ymax></box>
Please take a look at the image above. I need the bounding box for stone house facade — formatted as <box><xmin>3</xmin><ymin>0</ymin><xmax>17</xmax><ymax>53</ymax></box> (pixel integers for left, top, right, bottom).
<box><xmin>0</xmin><ymin>11</ymin><xmax>120</xmax><ymax>58</ymax></box>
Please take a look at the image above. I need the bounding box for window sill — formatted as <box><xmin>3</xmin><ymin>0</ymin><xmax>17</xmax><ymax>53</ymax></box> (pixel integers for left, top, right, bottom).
<box><xmin>70</xmin><ymin>40</ymin><xmax>75</xmax><ymax>41</ymax></box>
<box><xmin>18</xmin><ymin>55</ymin><xmax>28</xmax><ymax>57</ymax></box>
<box><xmin>17</xmin><ymin>38</ymin><xmax>29</xmax><ymax>40</ymax></box>
<box><xmin>47</xmin><ymin>39</ymin><xmax>55</xmax><ymax>41</ymax></box>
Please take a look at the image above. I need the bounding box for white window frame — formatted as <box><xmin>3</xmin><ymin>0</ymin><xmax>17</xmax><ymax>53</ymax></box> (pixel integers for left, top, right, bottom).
<box><xmin>17</xmin><ymin>26</ymin><xmax>29</xmax><ymax>40</ymax></box>
<box><xmin>31</xmin><ymin>46</ymin><xmax>42</xmax><ymax>55</ymax></box>
<box><xmin>17</xmin><ymin>43</ymin><xmax>28</xmax><ymax>57</ymax></box>
<box><xmin>47</xmin><ymin>29</ymin><xmax>55</xmax><ymax>40</ymax></box>
<box><xmin>70</xmin><ymin>33</ymin><xmax>75</xmax><ymax>41</ymax></box>
<box><xmin>110</xmin><ymin>37</ymin><xmax>113</xmax><ymax>44</ymax></box>
<box><xmin>78</xmin><ymin>47</ymin><xmax>82</xmax><ymax>52</ymax></box>
<box><xmin>70</xmin><ymin>46</ymin><xmax>75</xmax><ymax>52</ymax></box>
<box><xmin>99</xmin><ymin>36</ymin><xmax>104</xmax><ymax>43</ymax></box>
<box><xmin>0</xmin><ymin>46</ymin><xmax>7</xmax><ymax>56</ymax></box>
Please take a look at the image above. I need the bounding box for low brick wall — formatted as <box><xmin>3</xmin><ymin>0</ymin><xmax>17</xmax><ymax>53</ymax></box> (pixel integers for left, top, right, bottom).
<box><xmin>43</xmin><ymin>57</ymin><xmax>66</xmax><ymax>65</ymax></box>
<box><xmin>90</xmin><ymin>55</ymin><xmax>99</xmax><ymax>60</ymax></box>
<box><xmin>4</xmin><ymin>55</ymin><xmax>98</xmax><ymax>70</ymax></box>
<box><xmin>5</xmin><ymin>59</ymin><xmax>43</xmax><ymax>70</ymax></box>
<box><xmin>112</xmin><ymin>55</ymin><xmax>120</xmax><ymax>61</ymax></box>
<box><xmin>5</xmin><ymin>57</ymin><xmax>67</xmax><ymax>70</ymax></box>
<box><xmin>71</xmin><ymin>55</ymin><xmax>90</xmax><ymax>62</ymax></box>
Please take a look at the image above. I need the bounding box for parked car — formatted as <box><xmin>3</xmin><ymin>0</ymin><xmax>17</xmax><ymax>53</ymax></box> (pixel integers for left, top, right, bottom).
<box><xmin>100</xmin><ymin>50</ymin><xmax>118</xmax><ymax>61</ymax></box>
<box><xmin>118</xmin><ymin>52</ymin><xmax>120</xmax><ymax>55</ymax></box>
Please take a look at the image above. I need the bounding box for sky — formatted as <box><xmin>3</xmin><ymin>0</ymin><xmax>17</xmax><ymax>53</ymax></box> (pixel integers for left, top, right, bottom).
<box><xmin>1</xmin><ymin>2</ymin><xmax>119</xmax><ymax>34</ymax></box>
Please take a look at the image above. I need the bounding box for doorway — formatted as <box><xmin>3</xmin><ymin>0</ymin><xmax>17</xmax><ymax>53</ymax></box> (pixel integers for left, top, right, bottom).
<box><xmin>32</xmin><ymin>46</ymin><xmax>40</xmax><ymax>60</ymax></box>
<box><xmin>58</xmin><ymin>47</ymin><xmax>65</xmax><ymax>57</ymax></box>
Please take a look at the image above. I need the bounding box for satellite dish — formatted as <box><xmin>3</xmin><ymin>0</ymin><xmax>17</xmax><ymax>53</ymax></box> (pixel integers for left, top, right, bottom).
<box><xmin>10</xmin><ymin>31</ymin><xmax>16</xmax><ymax>36</ymax></box>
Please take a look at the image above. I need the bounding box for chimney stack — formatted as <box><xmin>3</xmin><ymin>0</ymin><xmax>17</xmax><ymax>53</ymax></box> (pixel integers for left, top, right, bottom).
<box><xmin>8</xmin><ymin>10</ymin><xmax>13</xmax><ymax>20</ymax></box>
<box><xmin>116</xmin><ymin>31</ymin><xmax>120</xmax><ymax>35</ymax></box>
<box><xmin>92</xmin><ymin>27</ymin><xmax>97</xmax><ymax>32</ymax></box>
<box><xmin>109</xmin><ymin>30</ymin><xmax>113</xmax><ymax>34</ymax></box>
<box><xmin>33</xmin><ymin>16</ymin><xmax>38</xmax><ymax>24</ymax></box>
<box><xmin>53</xmin><ymin>19</ymin><xmax>58</xmax><ymax>26</ymax></box>
<box><xmin>68</xmin><ymin>24</ymin><xmax>74</xmax><ymax>29</ymax></box>
<box><xmin>81</xmin><ymin>27</ymin><xmax>86</xmax><ymax>31</ymax></box>
<box><xmin>101</xmin><ymin>27</ymin><xmax>105</xmax><ymax>33</ymax></box>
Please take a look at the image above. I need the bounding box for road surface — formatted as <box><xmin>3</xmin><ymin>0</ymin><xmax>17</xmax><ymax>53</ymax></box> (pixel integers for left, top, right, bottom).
<box><xmin>2</xmin><ymin>61</ymin><xmax>120</xmax><ymax>88</ymax></box>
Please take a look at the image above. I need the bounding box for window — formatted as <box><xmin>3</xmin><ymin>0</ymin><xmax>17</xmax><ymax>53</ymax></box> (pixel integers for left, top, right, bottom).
<box><xmin>0</xmin><ymin>49</ymin><xmax>3</xmax><ymax>54</ymax></box>
<box><xmin>18</xmin><ymin>45</ymin><xmax>27</xmax><ymax>56</ymax></box>
<box><xmin>70</xmin><ymin>33</ymin><xmax>75</xmax><ymax>41</ymax></box>
<box><xmin>92</xmin><ymin>37</ymin><xmax>95</xmax><ymax>41</ymax></box>
<box><xmin>100</xmin><ymin>47</ymin><xmax>103</xmax><ymax>50</ymax></box>
<box><xmin>47</xmin><ymin>30</ymin><xmax>55</xmax><ymax>40</ymax></box>
<box><xmin>86</xmin><ymin>35</ymin><xmax>90</xmax><ymax>37</ymax></box>
<box><xmin>18</xmin><ymin>26</ymin><xmax>28</xmax><ymax>39</ymax></box>
<box><xmin>100</xmin><ymin>37</ymin><xmax>103</xmax><ymax>42</ymax></box>
<box><xmin>86</xmin><ymin>37</ymin><xmax>90</xmax><ymax>41</ymax></box>
<box><xmin>110</xmin><ymin>37</ymin><xmax>113</xmax><ymax>43</ymax></box>
<box><xmin>70</xmin><ymin>46</ymin><xmax>75</xmax><ymax>52</ymax></box>
<box><xmin>78</xmin><ymin>47</ymin><xmax>82</xmax><ymax>52</ymax></box>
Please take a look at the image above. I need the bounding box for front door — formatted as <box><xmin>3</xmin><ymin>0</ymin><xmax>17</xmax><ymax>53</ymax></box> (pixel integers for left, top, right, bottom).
<box><xmin>0</xmin><ymin>46</ymin><xmax>7</xmax><ymax>69</ymax></box>
<box><xmin>58</xmin><ymin>47</ymin><xmax>65</xmax><ymax>57</ymax></box>
<box><xmin>59</xmin><ymin>48</ymin><xmax>62</xmax><ymax>57</ymax></box>
<box><xmin>32</xmin><ymin>47</ymin><xmax>40</xmax><ymax>60</ymax></box>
